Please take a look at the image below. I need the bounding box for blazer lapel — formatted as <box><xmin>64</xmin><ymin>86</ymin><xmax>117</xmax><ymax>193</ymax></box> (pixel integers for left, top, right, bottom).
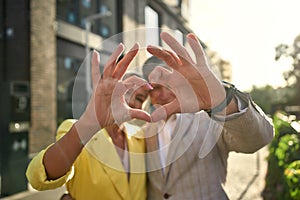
<box><xmin>145</xmin><ymin>122</ymin><xmax>165</xmax><ymax>180</ymax></box>
<box><xmin>164</xmin><ymin>114</ymin><xmax>195</xmax><ymax>177</ymax></box>
<box><xmin>124</xmin><ymin>123</ymin><xmax>146</xmax><ymax>174</ymax></box>
<box><xmin>85</xmin><ymin>130</ymin><xmax>130</xmax><ymax>199</ymax></box>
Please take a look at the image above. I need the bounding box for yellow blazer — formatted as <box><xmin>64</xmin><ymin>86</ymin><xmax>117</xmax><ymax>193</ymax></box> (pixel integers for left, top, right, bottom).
<box><xmin>26</xmin><ymin>119</ymin><xmax>146</xmax><ymax>200</ymax></box>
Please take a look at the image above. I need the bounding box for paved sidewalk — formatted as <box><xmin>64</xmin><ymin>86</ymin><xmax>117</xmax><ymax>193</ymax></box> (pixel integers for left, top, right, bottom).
<box><xmin>0</xmin><ymin>185</ymin><xmax>66</xmax><ymax>200</ymax></box>
<box><xmin>224</xmin><ymin>146</ymin><xmax>269</xmax><ymax>200</ymax></box>
<box><xmin>1</xmin><ymin>147</ymin><xmax>269</xmax><ymax>200</ymax></box>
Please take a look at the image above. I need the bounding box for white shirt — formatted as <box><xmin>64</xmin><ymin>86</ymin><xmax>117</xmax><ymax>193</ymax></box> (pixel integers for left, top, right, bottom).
<box><xmin>158</xmin><ymin>114</ymin><xmax>177</xmax><ymax>170</ymax></box>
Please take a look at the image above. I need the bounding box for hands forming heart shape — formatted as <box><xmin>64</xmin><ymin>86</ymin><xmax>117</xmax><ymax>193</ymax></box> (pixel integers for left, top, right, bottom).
<box><xmin>77</xmin><ymin>31</ymin><xmax>226</xmax><ymax>138</ymax></box>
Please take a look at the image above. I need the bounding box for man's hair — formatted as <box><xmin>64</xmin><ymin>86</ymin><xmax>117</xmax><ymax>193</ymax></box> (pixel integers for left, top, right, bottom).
<box><xmin>142</xmin><ymin>56</ymin><xmax>170</xmax><ymax>81</ymax></box>
<box><xmin>122</xmin><ymin>72</ymin><xmax>144</xmax><ymax>81</ymax></box>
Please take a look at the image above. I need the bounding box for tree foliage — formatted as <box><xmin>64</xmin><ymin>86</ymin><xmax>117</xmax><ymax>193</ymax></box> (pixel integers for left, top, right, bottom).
<box><xmin>250</xmin><ymin>33</ymin><xmax>300</xmax><ymax>116</ymax></box>
<box><xmin>275</xmin><ymin>34</ymin><xmax>300</xmax><ymax>104</ymax></box>
<box><xmin>262</xmin><ymin>112</ymin><xmax>300</xmax><ymax>200</ymax></box>
<box><xmin>249</xmin><ymin>85</ymin><xmax>295</xmax><ymax>115</ymax></box>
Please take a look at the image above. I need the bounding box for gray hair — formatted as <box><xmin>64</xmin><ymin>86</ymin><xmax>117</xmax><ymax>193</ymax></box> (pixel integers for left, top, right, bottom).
<box><xmin>142</xmin><ymin>56</ymin><xmax>171</xmax><ymax>81</ymax></box>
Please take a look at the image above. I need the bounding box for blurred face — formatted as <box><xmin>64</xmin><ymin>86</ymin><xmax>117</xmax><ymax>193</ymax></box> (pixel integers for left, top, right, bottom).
<box><xmin>126</xmin><ymin>85</ymin><xmax>149</xmax><ymax>109</ymax></box>
<box><xmin>149</xmin><ymin>83</ymin><xmax>176</xmax><ymax>106</ymax></box>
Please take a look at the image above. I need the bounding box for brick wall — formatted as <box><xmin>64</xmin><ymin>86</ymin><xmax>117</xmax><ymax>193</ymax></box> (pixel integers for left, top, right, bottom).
<box><xmin>29</xmin><ymin>0</ymin><xmax>57</xmax><ymax>154</ymax></box>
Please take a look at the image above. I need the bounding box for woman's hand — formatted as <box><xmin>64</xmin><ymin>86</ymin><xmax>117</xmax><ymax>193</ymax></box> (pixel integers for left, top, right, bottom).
<box><xmin>76</xmin><ymin>43</ymin><xmax>151</xmax><ymax>143</ymax></box>
<box><xmin>42</xmin><ymin>43</ymin><xmax>151</xmax><ymax>180</ymax></box>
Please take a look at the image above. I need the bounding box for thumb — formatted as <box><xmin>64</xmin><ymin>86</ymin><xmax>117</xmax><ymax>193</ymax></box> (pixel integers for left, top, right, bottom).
<box><xmin>129</xmin><ymin>109</ymin><xmax>151</xmax><ymax>122</ymax></box>
<box><xmin>150</xmin><ymin>100</ymin><xmax>179</xmax><ymax>122</ymax></box>
<box><xmin>123</xmin><ymin>75</ymin><xmax>150</xmax><ymax>90</ymax></box>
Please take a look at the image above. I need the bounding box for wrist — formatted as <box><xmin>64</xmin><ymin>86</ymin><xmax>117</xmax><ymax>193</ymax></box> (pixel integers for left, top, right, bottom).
<box><xmin>75</xmin><ymin>117</ymin><xmax>99</xmax><ymax>145</ymax></box>
<box><xmin>205</xmin><ymin>81</ymin><xmax>237</xmax><ymax>116</ymax></box>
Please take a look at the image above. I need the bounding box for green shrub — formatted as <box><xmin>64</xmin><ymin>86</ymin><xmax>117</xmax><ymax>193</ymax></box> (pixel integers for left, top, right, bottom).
<box><xmin>263</xmin><ymin>112</ymin><xmax>300</xmax><ymax>200</ymax></box>
<box><xmin>284</xmin><ymin>160</ymin><xmax>300</xmax><ymax>199</ymax></box>
<box><xmin>275</xmin><ymin>134</ymin><xmax>300</xmax><ymax>167</ymax></box>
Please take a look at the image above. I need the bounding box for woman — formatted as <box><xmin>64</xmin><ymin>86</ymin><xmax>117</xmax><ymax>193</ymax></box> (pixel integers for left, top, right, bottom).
<box><xmin>26</xmin><ymin>45</ymin><xmax>151</xmax><ymax>200</ymax></box>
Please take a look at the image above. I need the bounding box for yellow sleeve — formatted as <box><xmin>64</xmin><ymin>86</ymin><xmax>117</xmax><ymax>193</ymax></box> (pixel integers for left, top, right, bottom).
<box><xmin>25</xmin><ymin>146</ymin><xmax>73</xmax><ymax>190</ymax></box>
<box><xmin>26</xmin><ymin>119</ymin><xmax>77</xmax><ymax>191</ymax></box>
<box><xmin>56</xmin><ymin>119</ymin><xmax>78</xmax><ymax>141</ymax></box>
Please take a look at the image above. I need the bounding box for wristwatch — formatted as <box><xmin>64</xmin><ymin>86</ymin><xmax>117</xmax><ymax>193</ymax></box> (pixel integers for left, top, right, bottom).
<box><xmin>205</xmin><ymin>81</ymin><xmax>237</xmax><ymax>116</ymax></box>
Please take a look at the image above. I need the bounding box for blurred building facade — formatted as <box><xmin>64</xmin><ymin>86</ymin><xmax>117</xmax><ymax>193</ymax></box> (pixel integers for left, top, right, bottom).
<box><xmin>0</xmin><ymin>0</ymin><xmax>232</xmax><ymax>156</ymax></box>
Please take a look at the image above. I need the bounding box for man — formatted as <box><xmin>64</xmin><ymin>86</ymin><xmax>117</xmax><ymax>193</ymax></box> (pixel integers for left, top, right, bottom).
<box><xmin>142</xmin><ymin>32</ymin><xmax>274</xmax><ymax>199</ymax></box>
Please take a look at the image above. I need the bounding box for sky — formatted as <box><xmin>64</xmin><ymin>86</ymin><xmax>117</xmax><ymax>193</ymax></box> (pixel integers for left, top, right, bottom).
<box><xmin>189</xmin><ymin>0</ymin><xmax>300</xmax><ymax>91</ymax></box>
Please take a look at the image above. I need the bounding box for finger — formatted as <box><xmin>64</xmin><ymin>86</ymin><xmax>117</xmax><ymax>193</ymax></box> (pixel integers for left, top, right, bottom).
<box><xmin>103</xmin><ymin>43</ymin><xmax>125</xmax><ymax>78</ymax></box>
<box><xmin>150</xmin><ymin>100</ymin><xmax>179</xmax><ymax>122</ymax></box>
<box><xmin>110</xmin><ymin>76</ymin><xmax>150</xmax><ymax>100</ymax></box>
<box><xmin>147</xmin><ymin>45</ymin><xmax>179</xmax><ymax>68</ymax></box>
<box><xmin>123</xmin><ymin>75</ymin><xmax>151</xmax><ymax>91</ymax></box>
<box><xmin>129</xmin><ymin>109</ymin><xmax>151</xmax><ymax>122</ymax></box>
<box><xmin>113</xmin><ymin>43</ymin><xmax>139</xmax><ymax>79</ymax></box>
<box><xmin>149</xmin><ymin>67</ymin><xmax>200</xmax><ymax>112</ymax></box>
<box><xmin>91</xmin><ymin>50</ymin><xmax>101</xmax><ymax>89</ymax></box>
<box><xmin>160</xmin><ymin>32</ymin><xmax>194</xmax><ymax>64</ymax></box>
<box><xmin>111</xmin><ymin>82</ymin><xmax>151</xmax><ymax>125</ymax></box>
<box><xmin>148</xmin><ymin>66</ymin><xmax>173</xmax><ymax>87</ymax></box>
<box><xmin>187</xmin><ymin>33</ymin><xmax>208</xmax><ymax>67</ymax></box>
<box><xmin>165</xmin><ymin>49</ymin><xmax>182</xmax><ymax>65</ymax></box>
<box><xmin>110</xmin><ymin>82</ymin><xmax>131</xmax><ymax>126</ymax></box>
<box><xmin>147</xmin><ymin>45</ymin><xmax>199</xmax><ymax>82</ymax></box>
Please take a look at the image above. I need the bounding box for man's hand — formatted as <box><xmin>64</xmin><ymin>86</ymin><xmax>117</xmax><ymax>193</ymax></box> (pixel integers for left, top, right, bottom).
<box><xmin>147</xmin><ymin>32</ymin><xmax>226</xmax><ymax>122</ymax></box>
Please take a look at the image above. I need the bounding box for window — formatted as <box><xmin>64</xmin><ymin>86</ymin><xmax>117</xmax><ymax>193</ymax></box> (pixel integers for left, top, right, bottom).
<box><xmin>145</xmin><ymin>6</ymin><xmax>160</xmax><ymax>53</ymax></box>
<box><xmin>56</xmin><ymin>0</ymin><xmax>119</xmax><ymax>37</ymax></box>
<box><xmin>174</xmin><ymin>29</ymin><xmax>184</xmax><ymax>45</ymax></box>
<box><xmin>56</xmin><ymin>39</ymin><xmax>86</xmax><ymax>123</ymax></box>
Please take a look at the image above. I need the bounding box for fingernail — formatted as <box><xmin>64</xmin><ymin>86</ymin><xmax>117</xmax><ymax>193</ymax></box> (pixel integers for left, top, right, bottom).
<box><xmin>119</xmin><ymin>43</ymin><xmax>124</xmax><ymax>48</ymax></box>
<box><xmin>146</xmin><ymin>83</ymin><xmax>153</xmax><ymax>90</ymax></box>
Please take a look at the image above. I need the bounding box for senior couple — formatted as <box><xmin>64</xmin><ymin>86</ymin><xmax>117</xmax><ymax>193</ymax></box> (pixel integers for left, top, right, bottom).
<box><xmin>26</xmin><ymin>32</ymin><xmax>274</xmax><ymax>200</ymax></box>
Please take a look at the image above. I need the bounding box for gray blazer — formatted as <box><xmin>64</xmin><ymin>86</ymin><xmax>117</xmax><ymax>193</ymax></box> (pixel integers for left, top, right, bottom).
<box><xmin>145</xmin><ymin>93</ymin><xmax>274</xmax><ymax>200</ymax></box>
